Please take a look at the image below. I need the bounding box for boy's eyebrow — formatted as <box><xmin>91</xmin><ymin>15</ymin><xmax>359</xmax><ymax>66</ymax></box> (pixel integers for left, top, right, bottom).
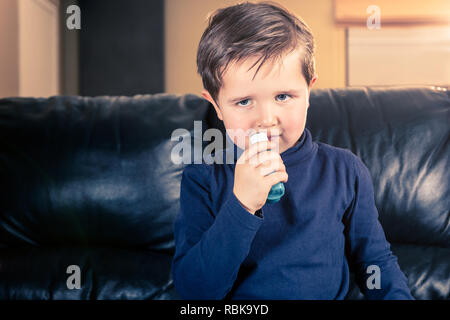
<box><xmin>228</xmin><ymin>95</ymin><xmax>252</xmax><ymax>104</ymax></box>
<box><xmin>228</xmin><ymin>89</ymin><xmax>302</xmax><ymax>103</ymax></box>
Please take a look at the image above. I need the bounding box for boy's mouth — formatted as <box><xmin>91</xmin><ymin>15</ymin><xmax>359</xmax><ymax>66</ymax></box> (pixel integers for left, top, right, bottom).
<box><xmin>267</xmin><ymin>132</ymin><xmax>282</xmax><ymax>140</ymax></box>
<box><xmin>248</xmin><ymin>129</ymin><xmax>282</xmax><ymax>143</ymax></box>
<box><xmin>268</xmin><ymin>135</ymin><xmax>280</xmax><ymax>141</ymax></box>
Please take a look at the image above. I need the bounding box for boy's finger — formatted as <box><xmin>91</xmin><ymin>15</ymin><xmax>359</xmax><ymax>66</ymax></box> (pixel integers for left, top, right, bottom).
<box><xmin>252</xmin><ymin>150</ymin><xmax>282</xmax><ymax>168</ymax></box>
<box><xmin>257</xmin><ymin>159</ymin><xmax>286</xmax><ymax>177</ymax></box>
<box><xmin>264</xmin><ymin>171</ymin><xmax>289</xmax><ymax>187</ymax></box>
<box><xmin>238</xmin><ymin>140</ymin><xmax>276</xmax><ymax>164</ymax></box>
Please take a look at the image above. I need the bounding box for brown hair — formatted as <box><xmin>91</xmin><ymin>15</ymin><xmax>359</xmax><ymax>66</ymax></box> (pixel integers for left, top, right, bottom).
<box><xmin>197</xmin><ymin>1</ymin><xmax>316</xmax><ymax>103</ymax></box>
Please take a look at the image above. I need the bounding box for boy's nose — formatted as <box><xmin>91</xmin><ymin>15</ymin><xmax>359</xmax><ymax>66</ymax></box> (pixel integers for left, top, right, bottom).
<box><xmin>258</xmin><ymin>105</ymin><xmax>278</xmax><ymax>127</ymax></box>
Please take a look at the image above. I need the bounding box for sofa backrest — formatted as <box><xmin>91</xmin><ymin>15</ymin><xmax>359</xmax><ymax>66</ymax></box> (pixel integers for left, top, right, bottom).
<box><xmin>307</xmin><ymin>87</ymin><xmax>449</xmax><ymax>248</ymax></box>
<box><xmin>0</xmin><ymin>87</ymin><xmax>448</xmax><ymax>250</ymax></box>
<box><xmin>0</xmin><ymin>94</ymin><xmax>211</xmax><ymax>251</ymax></box>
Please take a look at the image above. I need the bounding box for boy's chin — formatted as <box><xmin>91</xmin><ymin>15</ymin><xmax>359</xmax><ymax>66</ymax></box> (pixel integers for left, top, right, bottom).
<box><xmin>277</xmin><ymin>137</ymin><xmax>302</xmax><ymax>154</ymax></box>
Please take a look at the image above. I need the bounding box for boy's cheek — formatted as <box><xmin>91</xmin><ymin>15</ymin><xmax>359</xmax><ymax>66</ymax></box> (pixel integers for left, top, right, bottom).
<box><xmin>284</xmin><ymin>122</ymin><xmax>306</xmax><ymax>145</ymax></box>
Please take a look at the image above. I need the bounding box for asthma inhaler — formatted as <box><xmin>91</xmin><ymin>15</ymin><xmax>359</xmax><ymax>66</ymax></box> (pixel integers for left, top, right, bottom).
<box><xmin>249</xmin><ymin>132</ymin><xmax>285</xmax><ymax>203</ymax></box>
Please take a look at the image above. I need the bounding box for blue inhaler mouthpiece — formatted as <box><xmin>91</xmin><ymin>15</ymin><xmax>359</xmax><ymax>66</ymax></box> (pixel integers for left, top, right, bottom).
<box><xmin>249</xmin><ymin>132</ymin><xmax>285</xmax><ymax>203</ymax></box>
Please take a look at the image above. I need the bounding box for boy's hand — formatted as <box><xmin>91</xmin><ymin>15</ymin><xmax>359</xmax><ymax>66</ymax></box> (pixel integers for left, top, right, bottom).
<box><xmin>233</xmin><ymin>140</ymin><xmax>288</xmax><ymax>215</ymax></box>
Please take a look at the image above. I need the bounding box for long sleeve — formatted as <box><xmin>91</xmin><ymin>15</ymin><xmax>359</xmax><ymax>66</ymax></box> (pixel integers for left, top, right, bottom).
<box><xmin>343</xmin><ymin>156</ymin><xmax>414</xmax><ymax>300</ymax></box>
<box><xmin>171</xmin><ymin>164</ymin><xmax>264</xmax><ymax>299</ymax></box>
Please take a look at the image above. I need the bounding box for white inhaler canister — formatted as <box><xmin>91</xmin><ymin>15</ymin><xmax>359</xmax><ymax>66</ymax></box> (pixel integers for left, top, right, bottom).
<box><xmin>249</xmin><ymin>132</ymin><xmax>285</xmax><ymax>203</ymax></box>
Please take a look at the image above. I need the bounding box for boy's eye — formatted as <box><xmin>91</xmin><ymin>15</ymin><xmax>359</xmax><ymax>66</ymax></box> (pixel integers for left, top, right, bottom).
<box><xmin>235</xmin><ymin>94</ymin><xmax>292</xmax><ymax>106</ymax></box>
<box><xmin>276</xmin><ymin>94</ymin><xmax>292</xmax><ymax>101</ymax></box>
<box><xmin>236</xmin><ymin>99</ymin><xmax>251</xmax><ymax>107</ymax></box>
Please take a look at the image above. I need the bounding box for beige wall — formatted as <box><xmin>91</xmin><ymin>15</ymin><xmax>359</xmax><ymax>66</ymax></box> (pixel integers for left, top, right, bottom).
<box><xmin>164</xmin><ymin>0</ymin><xmax>346</xmax><ymax>96</ymax></box>
<box><xmin>0</xmin><ymin>0</ymin><xmax>19</xmax><ymax>98</ymax></box>
<box><xmin>0</xmin><ymin>0</ymin><xmax>59</xmax><ymax>99</ymax></box>
<box><xmin>18</xmin><ymin>0</ymin><xmax>60</xmax><ymax>98</ymax></box>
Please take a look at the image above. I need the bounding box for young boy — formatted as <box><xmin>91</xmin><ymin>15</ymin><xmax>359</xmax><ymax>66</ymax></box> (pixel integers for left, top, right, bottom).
<box><xmin>172</xmin><ymin>1</ymin><xmax>414</xmax><ymax>300</ymax></box>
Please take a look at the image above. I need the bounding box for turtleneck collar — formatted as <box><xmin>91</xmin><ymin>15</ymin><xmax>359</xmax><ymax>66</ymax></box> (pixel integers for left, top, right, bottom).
<box><xmin>221</xmin><ymin>127</ymin><xmax>316</xmax><ymax>167</ymax></box>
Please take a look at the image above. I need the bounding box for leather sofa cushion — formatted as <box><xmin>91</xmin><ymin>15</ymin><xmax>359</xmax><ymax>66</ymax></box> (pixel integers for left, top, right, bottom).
<box><xmin>0</xmin><ymin>246</ymin><xmax>178</xmax><ymax>299</ymax></box>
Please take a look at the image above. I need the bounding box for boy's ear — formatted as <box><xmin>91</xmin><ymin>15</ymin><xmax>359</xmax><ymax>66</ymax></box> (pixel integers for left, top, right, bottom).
<box><xmin>306</xmin><ymin>74</ymin><xmax>318</xmax><ymax>109</ymax></box>
<box><xmin>309</xmin><ymin>74</ymin><xmax>318</xmax><ymax>90</ymax></box>
<box><xmin>201</xmin><ymin>89</ymin><xmax>223</xmax><ymax>121</ymax></box>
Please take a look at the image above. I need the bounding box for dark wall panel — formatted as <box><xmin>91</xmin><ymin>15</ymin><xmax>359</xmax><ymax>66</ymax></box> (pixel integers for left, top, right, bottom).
<box><xmin>79</xmin><ymin>0</ymin><xmax>164</xmax><ymax>96</ymax></box>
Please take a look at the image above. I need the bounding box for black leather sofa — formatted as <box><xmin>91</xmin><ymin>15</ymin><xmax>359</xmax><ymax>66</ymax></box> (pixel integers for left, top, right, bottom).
<box><xmin>0</xmin><ymin>86</ymin><xmax>448</xmax><ymax>300</ymax></box>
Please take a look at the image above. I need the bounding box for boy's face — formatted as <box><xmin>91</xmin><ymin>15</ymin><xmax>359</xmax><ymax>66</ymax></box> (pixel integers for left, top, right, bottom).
<box><xmin>202</xmin><ymin>47</ymin><xmax>317</xmax><ymax>155</ymax></box>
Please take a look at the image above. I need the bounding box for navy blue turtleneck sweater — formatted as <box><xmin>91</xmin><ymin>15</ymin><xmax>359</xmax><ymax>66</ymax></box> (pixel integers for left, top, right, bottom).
<box><xmin>172</xmin><ymin>128</ymin><xmax>414</xmax><ymax>300</ymax></box>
